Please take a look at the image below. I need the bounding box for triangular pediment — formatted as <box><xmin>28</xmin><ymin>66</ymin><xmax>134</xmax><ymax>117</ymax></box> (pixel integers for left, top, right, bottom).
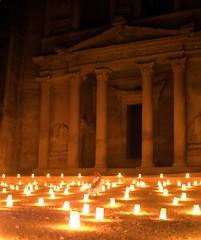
<box><xmin>67</xmin><ymin>18</ymin><xmax>194</xmax><ymax>52</ymax></box>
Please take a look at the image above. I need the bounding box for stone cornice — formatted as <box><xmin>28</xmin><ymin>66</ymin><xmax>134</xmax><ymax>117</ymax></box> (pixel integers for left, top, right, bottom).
<box><xmin>67</xmin><ymin>35</ymin><xmax>186</xmax><ymax>68</ymax></box>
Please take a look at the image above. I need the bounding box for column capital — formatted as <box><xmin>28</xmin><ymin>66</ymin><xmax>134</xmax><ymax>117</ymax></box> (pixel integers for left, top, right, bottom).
<box><xmin>169</xmin><ymin>57</ymin><xmax>187</xmax><ymax>72</ymax></box>
<box><xmin>36</xmin><ymin>75</ymin><xmax>52</xmax><ymax>87</ymax></box>
<box><xmin>95</xmin><ymin>68</ymin><xmax>112</xmax><ymax>81</ymax></box>
<box><xmin>137</xmin><ymin>61</ymin><xmax>155</xmax><ymax>76</ymax></box>
<box><xmin>66</xmin><ymin>71</ymin><xmax>82</xmax><ymax>85</ymax></box>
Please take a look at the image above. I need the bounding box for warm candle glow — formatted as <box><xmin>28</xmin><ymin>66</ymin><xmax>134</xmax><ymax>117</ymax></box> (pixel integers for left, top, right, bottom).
<box><xmin>160</xmin><ymin>173</ymin><xmax>163</xmax><ymax>179</ymax></box>
<box><xmin>84</xmin><ymin>194</ymin><xmax>89</xmax><ymax>202</ymax></box>
<box><xmin>193</xmin><ymin>204</ymin><xmax>200</xmax><ymax>215</ymax></box>
<box><xmin>63</xmin><ymin>201</ymin><xmax>70</xmax><ymax>211</ymax></box>
<box><xmin>82</xmin><ymin>203</ymin><xmax>90</xmax><ymax>214</ymax></box>
<box><xmin>124</xmin><ymin>191</ymin><xmax>129</xmax><ymax>200</ymax></box>
<box><xmin>38</xmin><ymin>197</ymin><xmax>44</xmax><ymax>206</ymax></box>
<box><xmin>110</xmin><ymin>198</ymin><xmax>115</xmax><ymax>207</ymax></box>
<box><xmin>163</xmin><ymin>188</ymin><xmax>168</xmax><ymax>196</ymax></box>
<box><xmin>159</xmin><ymin>208</ymin><xmax>167</xmax><ymax>220</ymax></box>
<box><xmin>133</xmin><ymin>204</ymin><xmax>140</xmax><ymax>215</ymax></box>
<box><xmin>181</xmin><ymin>184</ymin><xmax>186</xmax><ymax>191</ymax></box>
<box><xmin>181</xmin><ymin>192</ymin><xmax>187</xmax><ymax>200</ymax></box>
<box><xmin>186</xmin><ymin>173</ymin><xmax>190</xmax><ymax>178</ymax></box>
<box><xmin>173</xmin><ymin>197</ymin><xmax>179</xmax><ymax>205</ymax></box>
<box><xmin>118</xmin><ymin>173</ymin><xmax>122</xmax><ymax>178</ymax></box>
<box><xmin>101</xmin><ymin>185</ymin><xmax>106</xmax><ymax>192</ymax></box>
<box><xmin>96</xmin><ymin>207</ymin><xmax>104</xmax><ymax>220</ymax></box>
<box><xmin>130</xmin><ymin>185</ymin><xmax>135</xmax><ymax>191</ymax></box>
<box><xmin>69</xmin><ymin>211</ymin><xmax>80</xmax><ymax>229</ymax></box>
<box><xmin>6</xmin><ymin>195</ymin><xmax>13</xmax><ymax>207</ymax></box>
<box><xmin>78</xmin><ymin>173</ymin><xmax>82</xmax><ymax>178</ymax></box>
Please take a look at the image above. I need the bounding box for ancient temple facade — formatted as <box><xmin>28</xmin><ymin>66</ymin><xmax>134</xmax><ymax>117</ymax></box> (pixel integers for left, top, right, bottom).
<box><xmin>1</xmin><ymin>0</ymin><xmax>201</xmax><ymax>174</ymax></box>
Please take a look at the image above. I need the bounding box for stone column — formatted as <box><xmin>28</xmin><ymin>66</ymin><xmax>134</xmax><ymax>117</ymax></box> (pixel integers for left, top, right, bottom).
<box><xmin>37</xmin><ymin>76</ymin><xmax>52</xmax><ymax>168</ymax></box>
<box><xmin>170</xmin><ymin>57</ymin><xmax>187</xmax><ymax>166</ymax></box>
<box><xmin>94</xmin><ymin>68</ymin><xmax>111</xmax><ymax>169</ymax></box>
<box><xmin>67</xmin><ymin>72</ymin><xmax>81</xmax><ymax>168</ymax></box>
<box><xmin>138</xmin><ymin>62</ymin><xmax>155</xmax><ymax>167</ymax></box>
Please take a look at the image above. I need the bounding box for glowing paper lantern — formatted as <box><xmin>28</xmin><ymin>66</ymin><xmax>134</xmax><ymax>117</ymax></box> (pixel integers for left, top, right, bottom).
<box><xmin>101</xmin><ymin>185</ymin><xmax>106</xmax><ymax>192</ymax></box>
<box><xmin>78</xmin><ymin>173</ymin><xmax>82</xmax><ymax>178</ymax></box>
<box><xmin>118</xmin><ymin>173</ymin><xmax>122</xmax><ymax>178</ymax></box>
<box><xmin>31</xmin><ymin>173</ymin><xmax>34</xmax><ymax>178</ymax></box>
<box><xmin>138</xmin><ymin>174</ymin><xmax>142</xmax><ymax>179</ymax></box>
<box><xmin>84</xmin><ymin>194</ymin><xmax>89</xmax><ymax>202</ymax></box>
<box><xmin>160</xmin><ymin>173</ymin><xmax>164</xmax><ymax>179</ymax></box>
<box><xmin>38</xmin><ymin>198</ymin><xmax>44</xmax><ymax>206</ymax></box>
<box><xmin>130</xmin><ymin>185</ymin><xmax>135</xmax><ymax>191</ymax></box>
<box><xmin>124</xmin><ymin>191</ymin><xmax>129</xmax><ymax>200</ymax></box>
<box><xmin>173</xmin><ymin>197</ymin><xmax>179</xmax><ymax>205</ymax></box>
<box><xmin>61</xmin><ymin>173</ymin><xmax>64</xmax><ymax>178</ymax></box>
<box><xmin>110</xmin><ymin>198</ymin><xmax>115</xmax><ymax>207</ymax></box>
<box><xmin>112</xmin><ymin>182</ymin><xmax>116</xmax><ymax>188</ymax></box>
<box><xmin>2</xmin><ymin>188</ymin><xmax>6</xmax><ymax>193</ymax></box>
<box><xmin>181</xmin><ymin>192</ymin><xmax>187</xmax><ymax>200</ymax></box>
<box><xmin>177</xmin><ymin>181</ymin><xmax>181</xmax><ymax>186</ymax></box>
<box><xmin>182</xmin><ymin>184</ymin><xmax>186</xmax><ymax>191</ymax></box>
<box><xmin>82</xmin><ymin>203</ymin><xmax>90</xmax><ymax>214</ymax></box>
<box><xmin>193</xmin><ymin>204</ymin><xmax>200</xmax><ymax>215</ymax></box>
<box><xmin>96</xmin><ymin>207</ymin><xmax>104</xmax><ymax>220</ymax></box>
<box><xmin>163</xmin><ymin>189</ymin><xmax>168</xmax><ymax>196</ymax></box>
<box><xmin>186</xmin><ymin>173</ymin><xmax>190</xmax><ymax>178</ymax></box>
<box><xmin>69</xmin><ymin>211</ymin><xmax>80</xmax><ymax>229</ymax></box>
<box><xmin>193</xmin><ymin>180</ymin><xmax>198</xmax><ymax>186</ymax></box>
<box><xmin>63</xmin><ymin>201</ymin><xmax>70</xmax><ymax>211</ymax></box>
<box><xmin>133</xmin><ymin>204</ymin><xmax>140</xmax><ymax>215</ymax></box>
<box><xmin>2</xmin><ymin>174</ymin><xmax>5</xmax><ymax>178</ymax></box>
<box><xmin>47</xmin><ymin>173</ymin><xmax>50</xmax><ymax>178</ymax></box>
<box><xmin>17</xmin><ymin>174</ymin><xmax>20</xmax><ymax>178</ymax></box>
<box><xmin>6</xmin><ymin>195</ymin><xmax>13</xmax><ymax>207</ymax></box>
<box><xmin>159</xmin><ymin>208</ymin><xmax>167</xmax><ymax>220</ymax></box>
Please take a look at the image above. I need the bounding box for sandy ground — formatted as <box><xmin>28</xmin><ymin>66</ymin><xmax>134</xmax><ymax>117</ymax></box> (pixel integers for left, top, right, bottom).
<box><xmin>1</xmin><ymin>172</ymin><xmax>201</xmax><ymax>240</ymax></box>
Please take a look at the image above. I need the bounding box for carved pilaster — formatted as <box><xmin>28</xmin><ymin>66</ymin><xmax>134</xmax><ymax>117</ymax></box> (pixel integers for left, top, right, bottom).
<box><xmin>67</xmin><ymin>72</ymin><xmax>81</xmax><ymax>168</ymax></box>
<box><xmin>170</xmin><ymin>57</ymin><xmax>187</xmax><ymax>166</ymax></box>
<box><xmin>137</xmin><ymin>61</ymin><xmax>155</xmax><ymax>167</ymax></box>
<box><xmin>94</xmin><ymin>68</ymin><xmax>112</xmax><ymax>169</ymax></box>
<box><xmin>37</xmin><ymin>75</ymin><xmax>52</xmax><ymax>169</ymax></box>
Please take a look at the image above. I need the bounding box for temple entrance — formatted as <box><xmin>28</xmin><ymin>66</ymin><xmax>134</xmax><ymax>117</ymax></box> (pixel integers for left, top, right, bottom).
<box><xmin>126</xmin><ymin>104</ymin><xmax>142</xmax><ymax>165</ymax></box>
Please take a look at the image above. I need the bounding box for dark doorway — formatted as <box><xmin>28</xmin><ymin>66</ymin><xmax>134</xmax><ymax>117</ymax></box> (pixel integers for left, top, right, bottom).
<box><xmin>127</xmin><ymin>104</ymin><xmax>142</xmax><ymax>159</ymax></box>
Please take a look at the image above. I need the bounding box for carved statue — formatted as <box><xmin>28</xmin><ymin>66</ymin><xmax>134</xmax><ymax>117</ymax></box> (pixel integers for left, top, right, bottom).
<box><xmin>50</xmin><ymin>123</ymin><xmax>68</xmax><ymax>156</ymax></box>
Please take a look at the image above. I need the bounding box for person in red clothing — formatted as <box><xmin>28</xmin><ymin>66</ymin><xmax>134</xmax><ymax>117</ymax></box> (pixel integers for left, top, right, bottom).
<box><xmin>88</xmin><ymin>170</ymin><xmax>103</xmax><ymax>197</ymax></box>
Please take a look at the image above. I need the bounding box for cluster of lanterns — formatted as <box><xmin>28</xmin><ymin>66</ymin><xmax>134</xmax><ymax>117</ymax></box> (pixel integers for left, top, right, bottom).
<box><xmin>1</xmin><ymin>172</ymin><xmax>201</xmax><ymax>230</ymax></box>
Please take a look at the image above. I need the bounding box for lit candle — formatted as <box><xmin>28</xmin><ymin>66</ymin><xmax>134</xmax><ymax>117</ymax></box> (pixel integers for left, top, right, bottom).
<box><xmin>101</xmin><ymin>185</ymin><xmax>106</xmax><ymax>192</ymax></box>
<box><xmin>133</xmin><ymin>204</ymin><xmax>140</xmax><ymax>215</ymax></box>
<box><xmin>160</xmin><ymin>173</ymin><xmax>163</xmax><ymax>179</ymax></box>
<box><xmin>31</xmin><ymin>173</ymin><xmax>34</xmax><ymax>178</ymax></box>
<box><xmin>159</xmin><ymin>208</ymin><xmax>167</xmax><ymax>220</ymax></box>
<box><xmin>130</xmin><ymin>185</ymin><xmax>135</xmax><ymax>191</ymax></box>
<box><xmin>69</xmin><ymin>211</ymin><xmax>80</xmax><ymax>228</ymax></box>
<box><xmin>138</xmin><ymin>174</ymin><xmax>142</xmax><ymax>179</ymax></box>
<box><xmin>112</xmin><ymin>182</ymin><xmax>116</xmax><ymax>188</ymax></box>
<box><xmin>193</xmin><ymin>180</ymin><xmax>198</xmax><ymax>186</ymax></box>
<box><xmin>17</xmin><ymin>174</ymin><xmax>20</xmax><ymax>178</ymax></box>
<box><xmin>78</xmin><ymin>173</ymin><xmax>82</xmax><ymax>178</ymax></box>
<box><xmin>61</xmin><ymin>173</ymin><xmax>64</xmax><ymax>178</ymax></box>
<box><xmin>96</xmin><ymin>207</ymin><xmax>104</xmax><ymax>220</ymax></box>
<box><xmin>186</xmin><ymin>173</ymin><xmax>190</xmax><ymax>178</ymax></box>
